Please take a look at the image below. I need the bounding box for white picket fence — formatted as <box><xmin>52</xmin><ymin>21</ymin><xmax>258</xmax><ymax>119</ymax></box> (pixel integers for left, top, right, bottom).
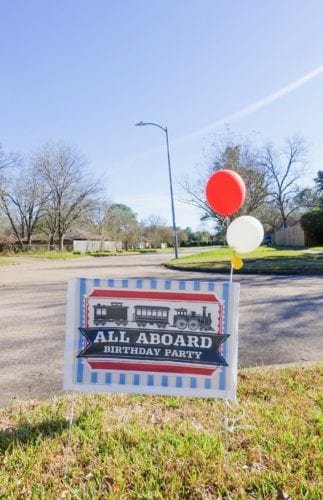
<box><xmin>73</xmin><ymin>240</ymin><xmax>122</xmax><ymax>253</ymax></box>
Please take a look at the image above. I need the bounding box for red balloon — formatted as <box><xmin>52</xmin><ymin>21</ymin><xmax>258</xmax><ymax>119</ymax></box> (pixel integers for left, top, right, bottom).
<box><xmin>205</xmin><ymin>169</ymin><xmax>246</xmax><ymax>216</ymax></box>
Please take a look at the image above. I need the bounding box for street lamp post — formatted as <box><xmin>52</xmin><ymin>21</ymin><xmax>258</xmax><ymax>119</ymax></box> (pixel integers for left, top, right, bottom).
<box><xmin>135</xmin><ymin>121</ymin><xmax>179</xmax><ymax>259</ymax></box>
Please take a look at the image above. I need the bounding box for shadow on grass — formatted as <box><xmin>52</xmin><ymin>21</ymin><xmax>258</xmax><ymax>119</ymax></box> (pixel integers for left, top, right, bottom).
<box><xmin>0</xmin><ymin>408</ymin><xmax>110</xmax><ymax>453</ymax></box>
<box><xmin>0</xmin><ymin>418</ymin><xmax>69</xmax><ymax>453</ymax></box>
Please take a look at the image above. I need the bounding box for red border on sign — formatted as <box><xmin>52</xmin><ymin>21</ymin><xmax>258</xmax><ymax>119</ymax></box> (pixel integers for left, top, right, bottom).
<box><xmin>88</xmin><ymin>289</ymin><xmax>220</xmax><ymax>302</ymax></box>
<box><xmin>87</xmin><ymin>360</ymin><xmax>216</xmax><ymax>375</ymax></box>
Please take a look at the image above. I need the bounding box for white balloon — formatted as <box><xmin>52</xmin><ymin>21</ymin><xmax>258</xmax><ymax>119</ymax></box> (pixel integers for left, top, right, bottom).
<box><xmin>226</xmin><ymin>216</ymin><xmax>264</xmax><ymax>253</ymax></box>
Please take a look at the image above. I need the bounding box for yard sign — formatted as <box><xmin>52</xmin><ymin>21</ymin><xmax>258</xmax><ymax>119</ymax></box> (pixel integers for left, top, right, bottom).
<box><xmin>64</xmin><ymin>278</ymin><xmax>240</xmax><ymax>399</ymax></box>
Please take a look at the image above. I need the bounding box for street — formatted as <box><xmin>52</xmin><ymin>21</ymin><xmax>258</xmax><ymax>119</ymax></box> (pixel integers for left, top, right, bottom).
<box><xmin>1</xmin><ymin>250</ymin><xmax>322</xmax><ymax>407</ymax></box>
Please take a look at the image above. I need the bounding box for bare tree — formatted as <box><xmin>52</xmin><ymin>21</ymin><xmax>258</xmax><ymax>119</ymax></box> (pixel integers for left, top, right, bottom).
<box><xmin>260</xmin><ymin>136</ymin><xmax>308</xmax><ymax>228</ymax></box>
<box><xmin>0</xmin><ymin>187</ymin><xmax>25</xmax><ymax>249</ymax></box>
<box><xmin>33</xmin><ymin>143</ymin><xmax>100</xmax><ymax>250</ymax></box>
<box><xmin>141</xmin><ymin>215</ymin><xmax>172</xmax><ymax>248</ymax></box>
<box><xmin>82</xmin><ymin>199</ymin><xmax>113</xmax><ymax>241</ymax></box>
<box><xmin>181</xmin><ymin>133</ymin><xmax>269</xmax><ymax>227</ymax></box>
<box><xmin>0</xmin><ymin>143</ymin><xmax>21</xmax><ymax>173</ymax></box>
<box><xmin>181</xmin><ymin>132</ymin><xmax>310</xmax><ymax>232</ymax></box>
<box><xmin>0</xmin><ymin>142</ymin><xmax>21</xmax><ymax>204</ymax></box>
<box><xmin>0</xmin><ymin>163</ymin><xmax>48</xmax><ymax>249</ymax></box>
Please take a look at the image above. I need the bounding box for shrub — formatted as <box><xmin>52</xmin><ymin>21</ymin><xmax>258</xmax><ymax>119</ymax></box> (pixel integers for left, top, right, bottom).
<box><xmin>0</xmin><ymin>235</ymin><xmax>16</xmax><ymax>253</ymax></box>
<box><xmin>301</xmin><ymin>208</ymin><xmax>323</xmax><ymax>245</ymax></box>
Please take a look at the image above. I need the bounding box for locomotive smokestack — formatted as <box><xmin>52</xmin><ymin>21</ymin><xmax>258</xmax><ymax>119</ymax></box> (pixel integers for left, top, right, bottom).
<box><xmin>202</xmin><ymin>306</ymin><xmax>207</xmax><ymax>317</ymax></box>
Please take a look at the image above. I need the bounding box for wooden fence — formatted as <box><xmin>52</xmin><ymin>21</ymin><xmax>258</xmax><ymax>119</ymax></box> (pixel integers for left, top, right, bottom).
<box><xmin>272</xmin><ymin>223</ymin><xmax>305</xmax><ymax>247</ymax></box>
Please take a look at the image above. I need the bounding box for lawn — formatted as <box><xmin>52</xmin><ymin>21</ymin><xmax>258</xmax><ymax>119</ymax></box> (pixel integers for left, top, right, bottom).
<box><xmin>0</xmin><ymin>259</ymin><xmax>16</xmax><ymax>266</ymax></box>
<box><xmin>28</xmin><ymin>251</ymin><xmax>90</xmax><ymax>259</ymax></box>
<box><xmin>167</xmin><ymin>246</ymin><xmax>323</xmax><ymax>274</ymax></box>
<box><xmin>0</xmin><ymin>249</ymin><xmax>158</xmax><ymax>260</ymax></box>
<box><xmin>0</xmin><ymin>365</ymin><xmax>321</xmax><ymax>498</ymax></box>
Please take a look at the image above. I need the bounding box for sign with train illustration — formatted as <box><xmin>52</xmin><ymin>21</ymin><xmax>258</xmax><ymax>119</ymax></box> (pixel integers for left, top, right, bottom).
<box><xmin>64</xmin><ymin>278</ymin><xmax>240</xmax><ymax>399</ymax></box>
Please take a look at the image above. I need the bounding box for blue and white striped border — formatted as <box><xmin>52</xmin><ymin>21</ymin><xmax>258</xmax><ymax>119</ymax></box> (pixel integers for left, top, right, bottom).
<box><xmin>64</xmin><ymin>278</ymin><xmax>239</xmax><ymax>400</ymax></box>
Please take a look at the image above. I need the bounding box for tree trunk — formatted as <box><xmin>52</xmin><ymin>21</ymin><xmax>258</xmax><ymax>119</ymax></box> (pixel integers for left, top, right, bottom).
<box><xmin>49</xmin><ymin>234</ymin><xmax>55</xmax><ymax>249</ymax></box>
<box><xmin>1</xmin><ymin>202</ymin><xmax>25</xmax><ymax>251</ymax></box>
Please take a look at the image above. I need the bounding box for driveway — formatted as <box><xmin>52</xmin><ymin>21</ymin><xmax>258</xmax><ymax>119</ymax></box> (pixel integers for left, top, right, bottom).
<box><xmin>1</xmin><ymin>251</ymin><xmax>322</xmax><ymax>407</ymax></box>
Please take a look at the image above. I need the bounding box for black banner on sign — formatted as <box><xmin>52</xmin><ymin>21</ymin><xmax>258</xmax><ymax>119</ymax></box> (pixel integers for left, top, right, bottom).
<box><xmin>77</xmin><ymin>327</ymin><xmax>229</xmax><ymax>367</ymax></box>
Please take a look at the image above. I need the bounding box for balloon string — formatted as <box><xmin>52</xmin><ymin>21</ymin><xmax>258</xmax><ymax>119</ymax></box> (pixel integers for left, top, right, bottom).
<box><xmin>230</xmin><ymin>248</ymin><xmax>235</xmax><ymax>283</ymax></box>
<box><xmin>225</xmin><ymin>217</ymin><xmax>234</xmax><ymax>282</ymax></box>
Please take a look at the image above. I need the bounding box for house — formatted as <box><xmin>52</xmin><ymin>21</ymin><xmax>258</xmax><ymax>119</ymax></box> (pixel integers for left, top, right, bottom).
<box><xmin>67</xmin><ymin>231</ymin><xmax>122</xmax><ymax>253</ymax></box>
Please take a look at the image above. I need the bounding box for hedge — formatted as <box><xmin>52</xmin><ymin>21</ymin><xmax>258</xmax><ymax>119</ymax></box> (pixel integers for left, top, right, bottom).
<box><xmin>301</xmin><ymin>208</ymin><xmax>323</xmax><ymax>245</ymax></box>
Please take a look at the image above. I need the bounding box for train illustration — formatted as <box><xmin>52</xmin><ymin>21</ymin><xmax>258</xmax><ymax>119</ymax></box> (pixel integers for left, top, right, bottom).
<box><xmin>92</xmin><ymin>302</ymin><xmax>213</xmax><ymax>331</ymax></box>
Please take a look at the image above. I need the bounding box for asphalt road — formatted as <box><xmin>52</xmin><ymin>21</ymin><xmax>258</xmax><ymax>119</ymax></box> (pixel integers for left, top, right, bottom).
<box><xmin>1</xmin><ymin>250</ymin><xmax>322</xmax><ymax>408</ymax></box>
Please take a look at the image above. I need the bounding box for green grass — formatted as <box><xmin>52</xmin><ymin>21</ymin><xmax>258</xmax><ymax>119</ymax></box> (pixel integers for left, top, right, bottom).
<box><xmin>29</xmin><ymin>251</ymin><xmax>91</xmax><ymax>259</ymax></box>
<box><xmin>10</xmin><ymin>251</ymin><xmax>124</xmax><ymax>259</ymax></box>
<box><xmin>167</xmin><ymin>246</ymin><xmax>323</xmax><ymax>274</ymax></box>
<box><xmin>0</xmin><ymin>365</ymin><xmax>321</xmax><ymax>498</ymax></box>
<box><xmin>9</xmin><ymin>249</ymin><xmax>158</xmax><ymax>259</ymax></box>
<box><xmin>0</xmin><ymin>259</ymin><xmax>16</xmax><ymax>266</ymax></box>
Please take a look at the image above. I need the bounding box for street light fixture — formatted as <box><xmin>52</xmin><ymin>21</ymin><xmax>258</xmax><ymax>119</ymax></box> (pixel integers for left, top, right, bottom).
<box><xmin>135</xmin><ymin>121</ymin><xmax>179</xmax><ymax>259</ymax></box>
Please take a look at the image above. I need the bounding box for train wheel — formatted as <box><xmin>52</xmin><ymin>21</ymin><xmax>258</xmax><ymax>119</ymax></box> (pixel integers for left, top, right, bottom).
<box><xmin>188</xmin><ymin>318</ymin><xmax>199</xmax><ymax>331</ymax></box>
<box><xmin>175</xmin><ymin>318</ymin><xmax>187</xmax><ymax>330</ymax></box>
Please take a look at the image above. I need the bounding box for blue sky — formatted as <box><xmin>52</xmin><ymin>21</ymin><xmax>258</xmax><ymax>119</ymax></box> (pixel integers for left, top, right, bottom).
<box><xmin>1</xmin><ymin>0</ymin><xmax>323</xmax><ymax>230</ymax></box>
